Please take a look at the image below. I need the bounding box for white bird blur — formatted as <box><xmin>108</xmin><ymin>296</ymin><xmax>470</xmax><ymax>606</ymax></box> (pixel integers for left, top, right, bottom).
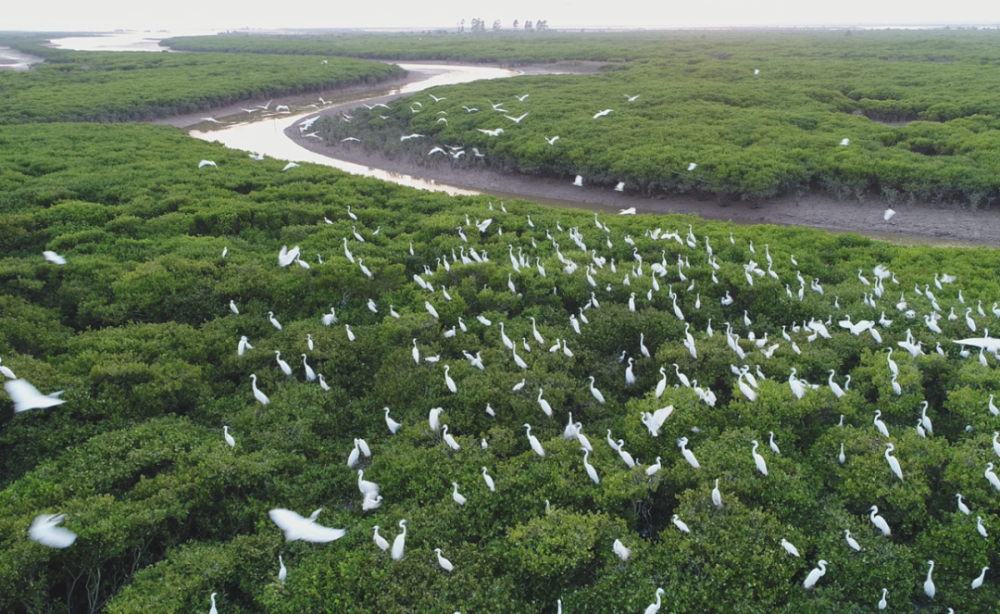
<box><xmin>4</xmin><ymin>379</ymin><xmax>66</xmax><ymax>413</ymax></box>
<box><xmin>268</xmin><ymin>508</ymin><xmax>345</xmax><ymax>542</ymax></box>
<box><xmin>29</xmin><ymin>514</ymin><xmax>77</xmax><ymax>548</ymax></box>
<box><xmin>42</xmin><ymin>251</ymin><xmax>67</xmax><ymax>265</ymax></box>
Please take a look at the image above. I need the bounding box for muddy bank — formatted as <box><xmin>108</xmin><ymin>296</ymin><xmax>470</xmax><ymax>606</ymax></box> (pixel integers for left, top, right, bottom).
<box><xmin>288</xmin><ymin>129</ymin><xmax>1000</xmax><ymax>247</ymax></box>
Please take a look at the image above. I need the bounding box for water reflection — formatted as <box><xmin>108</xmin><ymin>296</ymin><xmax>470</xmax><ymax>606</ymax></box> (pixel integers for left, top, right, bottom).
<box><xmin>48</xmin><ymin>30</ymin><xmax>214</xmax><ymax>52</ymax></box>
<box><xmin>191</xmin><ymin>63</ymin><xmax>515</xmax><ymax>197</ymax></box>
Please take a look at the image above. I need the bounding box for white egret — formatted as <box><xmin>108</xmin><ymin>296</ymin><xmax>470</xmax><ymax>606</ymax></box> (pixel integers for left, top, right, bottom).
<box><xmin>672</xmin><ymin>514</ymin><xmax>691</xmax><ymax>534</ymax></box>
<box><xmin>617</xmin><ymin>442</ymin><xmax>636</xmax><ymax>468</ymax></box>
<box><xmin>613</xmin><ymin>538</ymin><xmax>631</xmax><ymax>561</ymax></box>
<box><xmin>788</xmin><ymin>368</ymin><xmax>806</xmax><ymax>399</ymax></box>
<box><xmin>712</xmin><ymin>479</ymin><xmax>723</xmax><ymax>507</ymax></box>
<box><xmin>877</xmin><ymin>588</ymin><xmax>887</xmax><ymax>610</ymax></box>
<box><xmin>268</xmin><ymin>311</ymin><xmax>282</xmax><ymax>330</ymax></box>
<box><xmin>443</xmin><ymin>365</ymin><xmax>457</xmax><ymax>393</ymax></box>
<box><xmin>301</xmin><ymin>355</ymin><xmax>316</xmax><ymax>382</ymax></box>
<box><xmin>223</xmin><ymin>426</ymin><xmax>235</xmax><ymax>449</ymax></box>
<box><xmin>751</xmin><ymin>440</ymin><xmax>768</xmax><ymax>476</ymax></box>
<box><xmin>956</xmin><ymin>493</ymin><xmax>971</xmax><ymax>515</ymax></box>
<box><xmin>513</xmin><ymin>378</ymin><xmax>526</xmax><ymax>392</ymax></box>
<box><xmin>582</xmin><ymin>449</ymin><xmax>600</xmax><ymax>484</ymax></box>
<box><xmin>677</xmin><ymin>437</ymin><xmax>700</xmax><ymax>469</ymax></box>
<box><xmin>587</xmin><ymin>376</ymin><xmax>606</xmax><ymax>404</ymax></box>
<box><xmin>451</xmin><ymin>482</ymin><xmax>467</xmax><ymax>505</ymax></box>
<box><xmin>210</xmin><ymin>592</ymin><xmax>218</xmax><ymax>614</ymax></box>
<box><xmin>972</xmin><ymin>566</ymin><xmax>989</xmax><ymax>590</ymax></box>
<box><xmin>358</xmin><ymin>470</ymin><xmax>380</xmax><ymax>496</ymax></box>
<box><xmin>977</xmin><ymin>516</ymin><xmax>988</xmax><ymax>538</ymax></box>
<box><xmin>278</xmin><ymin>555</ymin><xmax>287</xmax><ymax>583</ymax></box>
<box><xmin>780</xmin><ymin>538</ymin><xmax>800</xmax><ymax>557</ymax></box>
<box><xmin>373</xmin><ymin>526</ymin><xmax>389</xmax><ymax>551</ymax></box>
<box><xmin>524</xmin><ymin>424</ymin><xmax>545</xmax><ymax>457</ymax></box>
<box><xmin>641</xmin><ymin>406</ymin><xmax>673</xmax><ymax>437</ymax></box>
<box><xmin>391</xmin><ymin>520</ymin><xmax>407</xmax><ymax>560</ymax></box>
<box><xmin>646</xmin><ymin>457</ymin><xmax>662</xmax><ymax>475</ymax></box>
<box><xmin>924</xmin><ymin>561</ymin><xmax>936</xmax><ymax>598</ymax></box>
<box><xmin>345</xmin><ymin>324</ymin><xmax>356</xmax><ymax>342</ymax></box>
<box><xmin>537</xmin><ymin>388</ymin><xmax>553</xmax><ymax>417</ymax></box>
<box><xmin>884</xmin><ymin>443</ymin><xmax>903</xmax><ymax>481</ymax></box>
<box><xmin>384</xmin><ymin>407</ymin><xmax>401</xmax><ymax>434</ymax></box>
<box><xmin>441</xmin><ymin>424</ymin><xmax>460</xmax><ymax>450</ymax></box>
<box><xmin>803</xmin><ymin>560</ymin><xmax>828</xmax><ymax>590</ymax></box>
<box><xmin>434</xmin><ymin>548</ymin><xmax>454</xmax><ymax>572</ymax></box>
<box><xmin>249</xmin><ymin>374</ymin><xmax>269</xmax><ymax>405</ymax></box>
<box><xmin>482</xmin><ymin>467</ymin><xmax>495</xmax><ymax>492</ymax></box>
<box><xmin>268</xmin><ymin>508</ymin><xmax>345</xmax><ymax>542</ymax></box>
<box><xmin>987</xmin><ymin>462</ymin><xmax>1000</xmax><ymax>490</ymax></box>
<box><xmin>839</xmin><ymin>443</ymin><xmax>846</xmax><ymax>464</ymax></box>
<box><xmin>873</xmin><ymin>411</ymin><xmax>890</xmax><ymax>438</ymax></box>
<box><xmin>845</xmin><ymin>530</ymin><xmax>861</xmax><ymax>552</ymax></box>
<box><xmin>321</xmin><ymin>308</ymin><xmax>338</xmax><ymax>326</ymax></box>
<box><xmin>869</xmin><ymin>506</ymin><xmax>891</xmax><ymax>536</ymax></box>
<box><xmin>769</xmin><ymin>432</ymin><xmax>781</xmax><ymax>455</ymax></box>
<box><xmin>644</xmin><ymin>588</ymin><xmax>665</xmax><ymax>614</ymax></box>
<box><xmin>28</xmin><ymin>514</ymin><xmax>77</xmax><ymax>548</ymax></box>
<box><xmin>4</xmin><ymin>379</ymin><xmax>66</xmax><ymax>413</ymax></box>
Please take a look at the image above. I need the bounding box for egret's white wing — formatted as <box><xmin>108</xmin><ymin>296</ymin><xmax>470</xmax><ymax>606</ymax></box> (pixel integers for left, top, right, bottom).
<box><xmin>29</xmin><ymin>514</ymin><xmax>77</xmax><ymax>548</ymax></box>
<box><xmin>269</xmin><ymin>509</ymin><xmax>345</xmax><ymax>542</ymax></box>
<box><xmin>5</xmin><ymin>379</ymin><xmax>67</xmax><ymax>412</ymax></box>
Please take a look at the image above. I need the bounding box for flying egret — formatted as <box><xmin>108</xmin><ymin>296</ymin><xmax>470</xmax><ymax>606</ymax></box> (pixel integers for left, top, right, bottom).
<box><xmin>4</xmin><ymin>379</ymin><xmax>66</xmax><ymax>412</ymax></box>
<box><xmin>641</xmin><ymin>406</ymin><xmax>673</xmax><ymax>437</ymax></box>
<box><xmin>28</xmin><ymin>514</ymin><xmax>77</xmax><ymax>548</ymax></box>
<box><xmin>43</xmin><ymin>251</ymin><xmax>67</xmax><ymax>265</ymax></box>
<box><xmin>268</xmin><ymin>508</ymin><xmax>345</xmax><ymax>542</ymax></box>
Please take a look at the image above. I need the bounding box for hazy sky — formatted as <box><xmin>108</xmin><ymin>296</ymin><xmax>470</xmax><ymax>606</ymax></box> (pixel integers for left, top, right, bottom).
<box><xmin>6</xmin><ymin>0</ymin><xmax>1000</xmax><ymax>32</ymax></box>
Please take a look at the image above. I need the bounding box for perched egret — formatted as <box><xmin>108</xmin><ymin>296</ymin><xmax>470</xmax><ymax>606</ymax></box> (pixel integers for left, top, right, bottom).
<box><xmin>613</xmin><ymin>538</ymin><xmax>631</xmax><ymax>561</ymax></box>
<box><xmin>751</xmin><ymin>440</ymin><xmax>768</xmax><ymax>475</ymax></box>
<box><xmin>391</xmin><ymin>520</ymin><xmax>407</xmax><ymax>560</ymax></box>
<box><xmin>451</xmin><ymin>482</ymin><xmax>467</xmax><ymax>505</ymax></box>
<box><xmin>803</xmin><ymin>560</ymin><xmax>829</xmax><ymax>590</ymax></box>
<box><xmin>780</xmin><ymin>538</ymin><xmax>801</xmax><ymax>557</ymax></box>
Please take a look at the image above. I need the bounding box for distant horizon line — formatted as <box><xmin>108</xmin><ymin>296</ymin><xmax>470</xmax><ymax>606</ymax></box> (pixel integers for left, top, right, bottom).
<box><xmin>8</xmin><ymin>22</ymin><xmax>1000</xmax><ymax>36</ymax></box>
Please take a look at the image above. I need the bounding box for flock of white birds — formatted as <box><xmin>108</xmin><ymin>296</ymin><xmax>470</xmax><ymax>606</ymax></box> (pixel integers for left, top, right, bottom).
<box><xmin>6</xmin><ymin>90</ymin><xmax>999</xmax><ymax>613</ymax></box>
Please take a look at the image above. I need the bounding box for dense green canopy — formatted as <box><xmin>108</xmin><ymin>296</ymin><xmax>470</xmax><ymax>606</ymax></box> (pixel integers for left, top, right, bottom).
<box><xmin>1</xmin><ymin>121</ymin><xmax>1000</xmax><ymax>613</ymax></box>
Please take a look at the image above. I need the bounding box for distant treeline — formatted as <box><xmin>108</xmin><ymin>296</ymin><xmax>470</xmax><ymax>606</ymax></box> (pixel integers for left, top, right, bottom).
<box><xmin>0</xmin><ymin>49</ymin><xmax>404</xmax><ymax>124</ymax></box>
